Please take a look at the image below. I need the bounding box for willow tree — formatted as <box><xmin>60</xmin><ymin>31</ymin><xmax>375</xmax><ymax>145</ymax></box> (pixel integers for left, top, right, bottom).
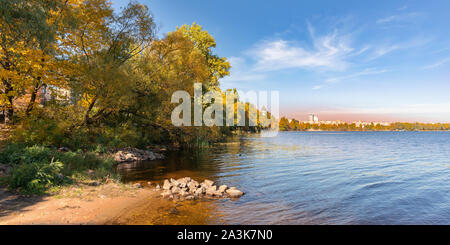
<box><xmin>125</xmin><ymin>24</ymin><xmax>231</xmax><ymax>146</ymax></box>
<box><xmin>56</xmin><ymin>1</ymin><xmax>154</xmax><ymax>127</ymax></box>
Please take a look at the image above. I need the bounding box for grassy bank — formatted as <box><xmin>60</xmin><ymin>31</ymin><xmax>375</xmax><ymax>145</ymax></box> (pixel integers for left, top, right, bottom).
<box><xmin>0</xmin><ymin>144</ymin><xmax>118</xmax><ymax>194</ymax></box>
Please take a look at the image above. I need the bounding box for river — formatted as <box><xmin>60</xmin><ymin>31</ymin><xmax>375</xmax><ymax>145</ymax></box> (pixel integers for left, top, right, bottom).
<box><xmin>117</xmin><ymin>131</ymin><xmax>450</xmax><ymax>224</ymax></box>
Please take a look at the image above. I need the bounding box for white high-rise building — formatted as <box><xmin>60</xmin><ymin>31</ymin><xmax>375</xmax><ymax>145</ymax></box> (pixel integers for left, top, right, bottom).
<box><xmin>308</xmin><ymin>114</ymin><xmax>319</xmax><ymax>123</ymax></box>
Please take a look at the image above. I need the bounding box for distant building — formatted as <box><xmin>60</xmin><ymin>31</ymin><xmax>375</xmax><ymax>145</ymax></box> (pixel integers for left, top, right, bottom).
<box><xmin>0</xmin><ymin>85</ymin><xmax>71</xmax><ymax>124</ymax></box>
<box><xmin>40</xmin><ymin>85</ymin><xmax>71</xmax><ymax>105</ymax></box>
<box><xmin>308</xmin><ymin>113</ymin><xmax>319</xmax><ymax>123</ymax></box>
<box><xmin>353</xmin><ymin>121</ymin><xmax>391</xmax><ymax>128</ymax></box>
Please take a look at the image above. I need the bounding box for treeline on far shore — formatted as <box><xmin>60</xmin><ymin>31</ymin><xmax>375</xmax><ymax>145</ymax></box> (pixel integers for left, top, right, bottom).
<box><xmin>279</xmin><ymin>117</ymin><xmax>450</xmax><ymax>131</ymax></box>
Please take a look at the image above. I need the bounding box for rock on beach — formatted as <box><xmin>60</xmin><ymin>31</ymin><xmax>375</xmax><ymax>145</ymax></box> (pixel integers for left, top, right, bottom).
<box><xmin>157</xmin><ymin>177</ymin><xmax>244</xmax><ymax>200</ymax></box>
<box><xmin>113</xmin><ymin>147</ymin><xmax>165</xmax><ymax>163</ymax></box>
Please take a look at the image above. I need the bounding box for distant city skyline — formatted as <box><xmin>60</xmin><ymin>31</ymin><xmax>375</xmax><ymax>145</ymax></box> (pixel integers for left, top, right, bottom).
<box><xmin>286</xmin><ymin>109</ymin><xmax>450</xmax><ymax>123</ymax></box>
<box><xmin>287</xmin><ymin>111</ymin><xmax>443</xmax><ymax>124</ymax></box>
<box><xmin>111</xmin><ymin>0</ymin><xmax>450</xmax><ymax>123</ymax></box>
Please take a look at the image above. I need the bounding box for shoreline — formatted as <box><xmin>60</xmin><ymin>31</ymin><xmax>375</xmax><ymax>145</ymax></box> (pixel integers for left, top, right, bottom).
<box><xmin>0</xmin><ymin>182</ymin><xmax>161</xmax><ymax>225</ymax></box>
<box><xmin>0</xmin><ymin>145</ymin><xmax>229</xmax><ymax>225</ymax></box>
<box><xmin>0</xmin><ymin>179</ymin><xmax>229</xmax><ymax>225</ymax></box>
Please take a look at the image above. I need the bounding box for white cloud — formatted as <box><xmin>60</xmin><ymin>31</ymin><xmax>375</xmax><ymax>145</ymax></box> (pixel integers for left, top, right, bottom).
<box><xmin>367</xmin><ymin>37</ymin><xmax>431</xmax><ymax>60</ymax></box>
<box><xmin>248</xmin><ymin>24</ymin><xmax>356</xmax><ymax>72</ymax></box>
<box><xmin>423</xmin><ymin>57</ymin><xmax>450</xmax><ymax>69</ymax></box>
<box><xmin>249</xmin><ymin>40</ymin><xmax>347</xmax><ymax>71</ymax></box>
<box><xmin>222</xmin><ymin>21</ymin><xmax>430</xmax><ymax>91</ymax></box>
<box><xmin>327</xmin><ymin>68</ymin><xmax>389</xmax><ymax>83</ymax></box>
<box><xmin>313</xmin><ymin>68</ymin><xmax>389</xmax><ymax>90</ymax></box>
<box><xmin>376</xmin><ymin>12</ymin><xmax>423</xmax><ymax>24</ymax></box>
<box><xmin>350</xmin><ymin>45</ymin><xmax>371</xmax><ymax>56</ymax></box>
<box><xmin>369</xmin><ymin>45</ymin><xmax>400</xmax><ymax>60</ymax></box>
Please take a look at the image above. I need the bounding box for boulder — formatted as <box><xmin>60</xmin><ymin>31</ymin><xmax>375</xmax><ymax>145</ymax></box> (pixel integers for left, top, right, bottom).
<box><xmin>162</xmin><ymin>179</ymin><xmax>172</xmax><ymax>190</ymax></box>
<box><xmin>206</xmin><ymin>186</ymin><xmax>217</xmax><ymax>196</ymax></box>
<box><xmin>179</xmin><ymin>190</ymin><xmax>189</xmax><ymax>197</ymax></box>
<box><xmin>145</xmin><ymin>151</ymin><xmax>156</xmax><ymax>161</ymax></box>
<box><xmin>203</xmin><ymin>179</ymin><xmax>214</xmax><ymax>187</ymax></box>
<box><xmin>113</xmin><ymin>148</ymin><xmax>165</xmax><ymax>163</ymax></box>
<box><xmin>113</xmin><ymin>151</ymin><xmax>123</xmax><ymax>162</ymax></box>
<box><xmin>185</xmin><ymin>195</ymin><xmax>195</xmax><ymax>200</ymax></box>
<box><xmin>214</xmin><ymin>191</ymin><xmax>223</xmax><ymax>197</ymax></box>
<box><xmin>194</xmin><ymin>186</ymin><xmax>205</xmax><ymax>196</ymax></box>
<box><xmin>170</xmin><ymin>178</ymin><xmax>179</xmax><ymax>187</ymax></box>
<box><xmin>154</xmin><ymin>153</ymin><xmax>165</xmax><ymax>159</ymax></box>
<box><xmin>187</xmin><ymin>181</ymin><xmax>199</xmax><ymax>190</ymax></box>
<box><xmin>161</xmin><ymin>190</ymin><xmax>172</xmax><ymax>198</ymax></box>
<box><xmin>125</xmin><ymin>153</ymin><xmax>137</xmax><ymax>161</ymax></box>
<box><xmin>218</xmin><ymin>185</ymin><xmax>228</xmax><ymax>193</ymax></box>
<box><xmin>171</xmin><ymin>186</ymin><xmax>181</xmax><ymax>194</ymax></box>
<box><xmin>157</xmin><ymin>177</ymin><xmax>245</xmax><ymax>200</ymax></box>
<box><xmin>177</xmin><ymin>177</ymin><xmax>190</xmax><ymax>185</ymax></box>
<box><xmin>226</xmin><ymin>189</ymin><xmax>244</xmax><ymax>198</ymax></box>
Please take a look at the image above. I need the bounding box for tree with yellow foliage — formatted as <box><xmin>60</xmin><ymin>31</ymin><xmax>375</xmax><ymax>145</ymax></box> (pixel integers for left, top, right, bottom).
<box><xmin>0</xmin><ymin>0</ymin><xmax>72</xmax><ymax>124</ymax></box>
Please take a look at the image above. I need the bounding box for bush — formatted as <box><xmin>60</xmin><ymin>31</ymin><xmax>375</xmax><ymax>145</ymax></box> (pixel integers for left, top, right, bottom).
<box><xmin>0</xmin><ymin>144</ymin><xmax>117</xmax><ymax>194</ymax></box>
<box><xmin>8</xmin><ymin>160</ymin><xmax>64</xmax><ymax>194</ymax></box>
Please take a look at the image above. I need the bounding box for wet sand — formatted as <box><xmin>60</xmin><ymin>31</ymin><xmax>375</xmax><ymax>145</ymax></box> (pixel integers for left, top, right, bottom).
<box><xmin>0</xmin><ymin>182</ymin><xmax>223</xmax><ymax>225</ymax></box>
<box><xmin>0</xmin><ymin>183</ymin><xmax>158</xmax><ymax>225</ymax></box>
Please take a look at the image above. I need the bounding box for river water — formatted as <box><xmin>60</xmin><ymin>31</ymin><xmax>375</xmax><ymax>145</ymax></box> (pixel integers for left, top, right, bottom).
<box><xmin>117</xmin><ymin>131</ymin><xmax>450</xmax><ymax>224</ymax></box>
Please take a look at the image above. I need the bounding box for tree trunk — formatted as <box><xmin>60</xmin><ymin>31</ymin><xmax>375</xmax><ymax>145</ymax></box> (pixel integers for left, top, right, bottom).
<box><xmin>4</xmin><ymin>107</ymin><xmax>13</xmax><ymax>125</ymax></box>
<box><xmin>84</xmin><ymin>95</ymin><xmax>98</xmax><ymax>125</ymax></box>
<box><xmin>1</xmin><ymin>78</ymin><xmax>14</xmax><ymax>124</ymax></box>
<box><xmin>25</xmin><ymin>81</ymin><xmax>42</xmax><ymax>116</ymax></box>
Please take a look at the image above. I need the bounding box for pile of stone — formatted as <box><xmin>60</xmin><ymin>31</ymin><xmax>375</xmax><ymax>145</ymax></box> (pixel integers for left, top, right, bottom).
<box><xmin>113</xmin><ymin>147</ymin><xmax>164</xmax><ymax>163</ymax></box>
<box><xmin>157</xmin><ymin>177</ymin><xmax>244</xmax><ymax>200</ymax></box>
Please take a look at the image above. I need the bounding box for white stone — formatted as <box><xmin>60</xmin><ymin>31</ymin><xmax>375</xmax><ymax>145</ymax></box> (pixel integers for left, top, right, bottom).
<box><xmin>226</xmin><ymin>189</ymin><xmax>244</xmax><ymax>198</ymax></box>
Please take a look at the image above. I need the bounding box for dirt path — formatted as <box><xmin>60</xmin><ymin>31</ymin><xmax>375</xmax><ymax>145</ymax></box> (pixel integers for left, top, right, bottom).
<box><xmin>0</xmin><ymin>183</ymin><xmax>160</xmax><ymax>225</ymax></box>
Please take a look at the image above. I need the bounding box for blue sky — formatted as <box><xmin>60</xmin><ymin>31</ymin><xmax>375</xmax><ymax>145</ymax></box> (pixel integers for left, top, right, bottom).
<box><xmin>113</xmin><ymin>0</ymin><xmax>450</xmax><ymax>122</ymax></box>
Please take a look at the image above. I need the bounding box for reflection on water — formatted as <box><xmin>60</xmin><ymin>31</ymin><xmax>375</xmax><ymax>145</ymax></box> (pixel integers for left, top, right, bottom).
<box><xmin>117</xmin><ymin>131</ymin><xmax>450</xmax><ymax>224</ymax></box>
<box><xmin>107</xmin><ymin>196</ymin><xmax>226</xmax><ymax>225</ymax></box>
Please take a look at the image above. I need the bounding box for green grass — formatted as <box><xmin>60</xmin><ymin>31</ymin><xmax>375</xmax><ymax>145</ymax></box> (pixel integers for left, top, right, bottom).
<box><xmin>0</xmin><ymin>143</ymin><xmax>119</xmax><ymax>194</ymax></box>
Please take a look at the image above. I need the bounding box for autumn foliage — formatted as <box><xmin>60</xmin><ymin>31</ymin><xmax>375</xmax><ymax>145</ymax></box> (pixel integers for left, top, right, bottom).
<box><xmin>0</xmin><ymin>0</ymin><xmax>270</xmax><ymax>149</ymax></box>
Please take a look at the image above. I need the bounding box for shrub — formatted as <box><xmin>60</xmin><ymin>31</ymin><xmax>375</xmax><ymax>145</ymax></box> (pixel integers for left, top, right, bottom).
<box><xmin>0</xmin><ymin>144</ymin><xmax>117</xmax><ymax>194</ymax></box>
<box><xmin>8</xmin><ymin>160</ymin><xmax>64</xmax><ymax>194</ymax></box>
